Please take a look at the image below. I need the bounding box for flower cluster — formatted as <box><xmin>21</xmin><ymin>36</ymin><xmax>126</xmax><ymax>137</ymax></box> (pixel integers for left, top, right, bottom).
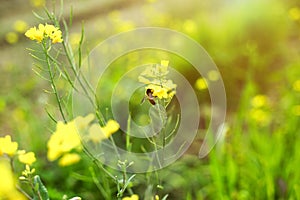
<box><xmin>249</xmin><ymin>94</ymin><xmax>271</xmax><ymax>126</ymax></box>
<box><xmin>0</xmin><ymin>135</ymin><xmax>36</xmax><ymax>165</ymax></box>
<box><xmin>122</xmin><ymin>194</ymin><xmax>139</xmax><ymax>200</ymax></box>
<box><xmin>47</xmin><ymin>114</ymin><xmax>120</xmax><ymax>166</ymax></box>
<box><xmin>47</xmin><ymin>114</ymin><xmax>94</xmax><ymax>166</ymax></box>
<box><xmin>0</xmin><ymin>161</ymin><xmax>26</xmax><ymax>200</ymax></box>
<box><xmin>88</xmin><ymin>119</ymin><xmax>120</xmax><ymax>144</ymax></box>
<box><xmin>25</xmin><ymin>23</ymin><xmax>63</xmax><ymax>43</ymax></box>
<box><xmin>138</xmin><ymin>60</ymin><xmax>177</xmax><ymax>101</ymax></box>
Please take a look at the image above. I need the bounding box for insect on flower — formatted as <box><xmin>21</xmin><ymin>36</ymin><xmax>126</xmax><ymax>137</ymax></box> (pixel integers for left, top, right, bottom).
<box><xmin>141</xmin><ymin>88</ymin><xmax>156</xmax><ymax>105</ymax></box>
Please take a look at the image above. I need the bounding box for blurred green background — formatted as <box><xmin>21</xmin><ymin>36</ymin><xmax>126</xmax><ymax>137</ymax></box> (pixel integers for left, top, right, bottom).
<box><xmin>1</xmin><ymin>0</ymin><xmax>300</xmax><ymax>199</ymax></box>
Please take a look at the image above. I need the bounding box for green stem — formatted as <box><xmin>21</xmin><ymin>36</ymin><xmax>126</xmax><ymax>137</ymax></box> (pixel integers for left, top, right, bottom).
<box><xmin>42</xmin><ymin>41</ymin><xmax>67</xmax><ymax>123</ymax></box>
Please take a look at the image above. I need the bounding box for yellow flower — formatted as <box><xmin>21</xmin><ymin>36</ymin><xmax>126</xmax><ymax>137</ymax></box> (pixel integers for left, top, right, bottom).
<box><xmin>0</xmin><ymin>161</ymin><xmax>26</xmax><ymax>200</ymax></box>
<box><xmin>25</xmin><ymin>23</ymin><xmax>63</xmax><ymax>43</ymax></box>
<box><xmin>14</xmin><ymin>20</ymin><xmax>28</xmax><ymax>33</ymax></box>
<box><xmin>5</xmin><ymin>32</ymin><xmax>19</xmax><ymax>44</ymax></box>
<box><xmin>88</xmin><ymin>120</ymin><xmax>120</xmax><ymax>143</ymax></box>
<box><xmin>183</xmin><ymin>20</ymin><xmax>197</xmax><ymax>34</ymax></box>
<box><xmin>195</xmin><ymin>78</ymin><xmax>208</xmax><ymax>90</ymax></box>
<box><xmin>47</xmin><ymin>114</ymin><xmax>93</xmax><ymax>162</ymax></box>
<box><xmin>293</xmin><ymin>80</ymin><xmax>300</xmax><ymax>92</ymax></box>
<box><xmin>18</xmin><ymin>152</ymin><xmax>36</xmax><ymax>165</ymax></box>
<box><xmin>25</xmin><ymin>26</ymin><xmax>44</xmax><ymax>43</ymax></box>
<box><xmin>251</xmin><ymin>95</ymin><xmax>268</xmax><ymax>108</ymax></box>
<box><xmin>102</xmin><ymin>120</ymin><xmax>120</xmax><ymax>138</ymax></box>
<box><xmin>207</xmin><ymin>70</ymin><xmax>220</xmax><ymax>81</ymax></box>
<box><xmin>122</xmin><ymin>194</ymin><xmax>139</xmax><ymax>200</ymax></box>
<box><xmin>30</xmin><ymin>0</ymin><xmax>45</xmax><ymax>7</ymax></box>
<box><xmin>289</xmin><ymin>7</ymin><xmax>300</xmax><ymax>21</ymax></box>
<box><xmin>0</xmin><ymin>135</ymin><xmax>18</xmax><ymax>156</ymax></box>
<box><xmin>146</xmin><ymin>84</ymin><xmax>169</xmax><ymax>99</ymax></box>
<box><xmin>58</xmin><ymin>153</ymin><xmax>81</xmax><ymax>167</ymax></box>
<box><xmin>292</xmin><ymin>105</ymin><xmax>300</xmax><ymax>116</ymax></box>
<box><xmin>161</xmin><ymin>60</ymin><xmax>169</xmax><ymax>67</ymax></box>
<box><xmin>250</xmin><ymin>108</ymin><xmax>270</xmax><ymax>126</ymax></box>
<box><xmin>70</xmin><ymin>33</ymin><xmax>82</xmax><ymax>46</ymax></box>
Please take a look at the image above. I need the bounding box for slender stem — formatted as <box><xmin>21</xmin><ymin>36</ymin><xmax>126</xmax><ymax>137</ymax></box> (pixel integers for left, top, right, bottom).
<box><xmin>42</xmin><ymin>41</ymin><xmax>67</xmax><ymax>123</ymax></box>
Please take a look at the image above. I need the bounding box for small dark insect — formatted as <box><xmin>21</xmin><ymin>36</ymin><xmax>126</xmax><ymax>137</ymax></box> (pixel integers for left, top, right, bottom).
<box><xmin>141</xmin><ymin>88</ymin><xmax>156</xmax><ymax>105</ymax></box>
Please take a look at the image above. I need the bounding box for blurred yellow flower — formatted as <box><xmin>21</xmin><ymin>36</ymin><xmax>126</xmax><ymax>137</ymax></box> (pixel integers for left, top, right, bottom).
<box><xmin>88</xmin><ymin>120</ymin><xmax>120</xmax><ymax>143</ymax></box>
<box><xmin>47</xmin><ymin>121</ymin><xmax>81</xmax><ymax>161</ymax></box>
<box><xmin>122</xmin><ymin>194</ymin><xmax>139</xmax><ymax>200</ymax></box>
<box><xmin>183</xmin><ymin>20</ymin><xmax>197</xmax><ymax>34</ymax></box>
<box><xmin>250</xmin><ymin>108</ymin><xmax>270</xmax><ymax>126</ymax></box>
<box><xmin>195</xmin><ymin>78</ymin><xmax>208</xmax><ymax>90</ymax></box>
<box><xmin>0</xmin><ymin>161</ymin><xmax>25</xmax><ymax>200</ymax></box>
<box><xmin>0</xmin><ymin>135</ymin><xmax>18</xmax><ymax>157</ymax></box>
<box><xmin>18</xmin><ymin>152</ymin><xmax>36</xmax><ymax>165</ymax></box>
<box><xmin>14</xmin><ymin>20</ymin><xmax>28</xmax><ymax>33</ymax></box>
<box><xmin>102</xmin><ymin>120</ymin><xmax>120</xmax><ymax>137</ymax></box>
<box><xmin>208</xmin><ymin>70</ymin><xmax>220</xmax><ymax>81</ymax></box>
<box><xmin>70</xmin><ymin>33</ymin><xmax>82</xmax><ymax>46</ymax></box>
<box><xmin>58</xmin><ymin>153</ymin><xmax>81</xmax><ymax>167</ymax></box>
<box><xmin>289</xmin><ymin>7</ymin><xmax>300</xmax><ymax>21</ymax></box>
<box><xmin>25</xmin><ymin>23</ymin><xmax>63</xmax><ymax>43</ymax></box>
<box><xmin>30</xmin><ymin>0</ymin><xmax>45</xmax><ymax>7</ymax></box>
<box><xmin>292</xmin><ymin>105</ymin><xmax>300</xmax><ymax>116</ymax></box>
<box><xmin>47</xmin><ymin>114</ymin><xmax>94</xmax><ymax>163</ymax></box>
<box><xmin>293</xmin><ymin>80</ymin><xmax>300</xmax><ymax>92</ymax></box>
<box><xmin>251</xmin><ymin>95</ymin><xmax>269</xmax><ymax>108</ymax></box>
<box><xmin>5</xmin><ymin>32</ymin><xmax>19</xmax><ymax>44</ymax></box>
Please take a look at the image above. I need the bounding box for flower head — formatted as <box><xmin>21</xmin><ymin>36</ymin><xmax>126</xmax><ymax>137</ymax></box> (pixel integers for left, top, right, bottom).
<box><xmin>0</xmin><ymin>135</ymin><xmax>18</xmax><ymax>157</ymax></box>
<box><xmin>195</xmin><ymin>78</ymin><xmax>208</xmax><ymax>90</ymax></box>
<box><xmin>251</xmin><ymin>95</ymin><xmax>269</xmax><ymax>108</ymax></box>
<box><xmin>47</xmin><ymin>114</ymin><xmax>94</xmax><ymax>165</ymax></box>
<box><xmin>18</xmin><ymin>151</ymin><xmax>36</xmax><ymax>165</ymax></box>
<box><xmin>58</xmin><ymin>153</ymin><xmax>81</xmax><ymax>167</ymax></box>
<box><xmin>122</xmin><ymin>194</ymin><xmax>139</xmax><ymax>200</ymax></box>
<box><xmin>25</xmin><ymin>23</ymin><xmax>63</xmax><ymax>43</ymax></box>
<box><xmin>88</xmin><ymin>120</ymin><xmax>120</xmax><ymax>143</ymax></box>
<box><xmin>0</xmin><ymin>161</ymin><xmax>26</xmax><ymax>200</ymax></box>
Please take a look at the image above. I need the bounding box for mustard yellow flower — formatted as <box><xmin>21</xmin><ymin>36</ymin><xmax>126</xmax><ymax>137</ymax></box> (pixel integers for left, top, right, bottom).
<box><xmin>18</xmin><ymin>152</ymin><xmax>36</xmax><ymax>165</ymax></box>
<box><xmin>88</xmin><ymin>120</ymin><xmax>120</xmax><ymax>143</ymax></box>
<box><xmin>5</xmin><ymin>32</ymin><xmax>18</xmax><ymax>44</ymax></box>
<box><xmin>146</xmin><ymin>84</ymin><xmax>169</xmax><ymax>99</ymax></box>
<box><xmin>0</xmin><ymin>161</ymin><xmax>26</xmax><ymax>200</ymax></box>
<box><xmin>47</xmin><ymin>121</ymin><xmax>81</xmax><ymax>161</ymax></box>
<box><xmin>207</xmin><ymin>70</ymin><xmax>220</xmax><ymax>81</ymax></box>
<box><xmin>102</xmin><ymin>120</ymin><xmax>120</xmax><ymax>138</ymax></box>
<box><xmin>25</xmin><ymin>26</ymin><xmax>44</xmax><ymax>43</ymax></box>
<box><xmin>289</xmin><ymin>7</ymin><xmax>300</xmax><ymax>21</ymax></box>
<box><xmin>293</xmin><ymin>80</ymin><xmax>300</xmax><ymax>92</ymax></box>
<box><xmin>25</xmin><ymin>23</ymin><xmax>63</xmax><ymax>43</ymax></box>
<box><xmin>292</xmin><ymin>105</ymin><xmax>300</xmax><ymax>116</ymax></box>
<box><xmin>47</xmin><ymin>114</ymin><xmax>94</xmax><ymax>162</ymax></box>
<box><xmin>30</xmin><ymin>0</ymin><xmax>45</xmax><ymax>7</ymax></box>
<box><xmin>70</xmin><ymin>33</ymin><xmax>82</xmax><ymax>46</ymax></box>
<box><xmin>250</xmin><ymin>108</ymin><xmax>270</xmax><ymax>126</ymax></box>
<box><xmin>251</xmin><ymin>95</ymin><xmax>269</xmax><ymax>108</ymax></box>
<box><xmin>0</xmin><ymin>135</ymin><xmax>18</xmax><ymax>157</ymax></box>
<box><xmin>195</xmin><ymin>78</ymin><xmax>208</xmax><ymax>90</ymax></box>
<box><xmin>183</xmin><ymin>20</ymin><xmax>197</xmax><ymax>34</ymax></box>
<box><xmin>14</xmin><ymin>20</ymin><xmax>28</xmax><ymax>33</ymax></box>
<box><xmin>58</xmin><ymin>153</ymin><xmax>81</xmax><ymax>167</ymax></box>
<box><xmin>122</xmin><ymin>194</ymin><xmax>139</xmax><ymax>200</ymax></box>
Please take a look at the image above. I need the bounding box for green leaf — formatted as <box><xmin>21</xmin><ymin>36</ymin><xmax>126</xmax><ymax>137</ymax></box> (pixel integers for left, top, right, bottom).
<box><xmin>33</xmin><ymin>175</ymin><xmax>49</xmax><ymax>200</ymax></box>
